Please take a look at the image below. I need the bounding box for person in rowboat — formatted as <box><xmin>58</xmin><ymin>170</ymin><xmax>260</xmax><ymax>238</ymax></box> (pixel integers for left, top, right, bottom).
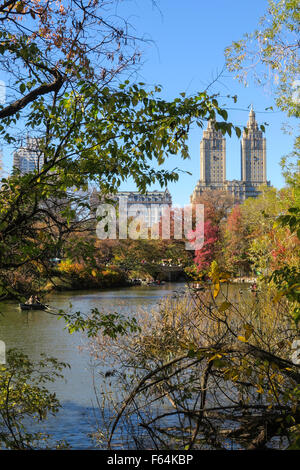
<box><xmin>26</xmin><ymin>295</ymin><xmax>34</xmax><ymax>305</ymax></box>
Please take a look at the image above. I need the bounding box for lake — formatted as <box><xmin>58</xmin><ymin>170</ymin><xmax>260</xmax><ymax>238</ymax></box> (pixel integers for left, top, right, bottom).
<box><xmin>0</xmin><ymin>282</ymin><xmax>188</xmax><ymax>449</ymax></box>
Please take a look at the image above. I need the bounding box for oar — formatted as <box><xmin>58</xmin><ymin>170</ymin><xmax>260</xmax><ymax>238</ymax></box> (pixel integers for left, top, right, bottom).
<box><xmin>43</xmin><ymin>304</ymin><xmax>63</xmax><ymax>316</ymax></box>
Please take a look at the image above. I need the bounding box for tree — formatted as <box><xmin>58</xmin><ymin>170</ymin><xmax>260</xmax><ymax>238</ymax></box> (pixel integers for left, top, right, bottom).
<box><xmin>223</xmin><ymin>205</ymin><xmax>250</xmax><ymax>275</ymax></box>
<box><xmin>188</xmin><ymin>190</ymin><xmax>235</xmax><ymax>272</ymax></box>
<box><xmin>225</xmin><ymin>0</ymin><xmax>300</xmax><ymax>116</ymax></box>
<box><xmin>192</xmin><ymin>189</ymin><xmax>236</xmax><ymax>226</ymax></box>
<box><xmin>272</xmin><ymin>200</ymin><xmax>300</xmax><ymax>325</ymax></box>
<box><xmin>0</xmin><ymin>0</ymin><xmax>142</xmax><ymax>120</ymax></box>
<box><xmin>0</xmin><ymin>349</ymin><xmax>69</xmax><ymax>449</ymax></box>
<box><xmin>193</xmin><ymin>219</ymin><xmax>219</xmax><ymax>271</ymax></box>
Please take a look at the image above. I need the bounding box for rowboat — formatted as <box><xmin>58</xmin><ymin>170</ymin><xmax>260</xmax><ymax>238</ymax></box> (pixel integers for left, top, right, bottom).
<box><xmin>19</xmin><ymin>303</ymin><xmax>48</xmax><ymax>311</ymax></box>
<box><xmin>147</xmin><ymin>280</ymin><xmax>166</xmax><ymax>286</ymax></box>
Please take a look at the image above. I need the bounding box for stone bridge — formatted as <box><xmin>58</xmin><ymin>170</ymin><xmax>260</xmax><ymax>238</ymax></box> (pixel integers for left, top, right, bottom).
<box><xmin>146</xmin><ymin>264</ymin><xmax>185</xmax><ymax>282</ymax></box>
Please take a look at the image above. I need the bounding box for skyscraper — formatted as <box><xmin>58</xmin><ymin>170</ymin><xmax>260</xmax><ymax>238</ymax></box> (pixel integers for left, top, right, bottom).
<box><xmin>13</xmin><ymin>136</ymin><xmax>44</xmax><ymax>174</ymax></box>
<box><xmin>241</xmin><ymin>106</ymin><xmax>267</xmax><ymax>184</ymax></box>
<box><xmin>200</xmin><ymin>120</ymin><xmax>226</xmax><ymax>184</ymax></box>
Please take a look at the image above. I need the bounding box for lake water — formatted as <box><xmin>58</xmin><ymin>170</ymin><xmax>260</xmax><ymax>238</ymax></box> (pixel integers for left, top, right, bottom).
<box><xmin>0</xmin><ymin>283</ymin><xmax>188</xmax><ymax>449</ymax></box>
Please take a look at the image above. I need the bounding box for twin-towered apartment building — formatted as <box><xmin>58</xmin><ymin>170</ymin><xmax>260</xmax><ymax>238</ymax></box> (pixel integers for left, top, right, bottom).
<box><xmin>190</xmin><ymin>107</ymin><xmax>270</xmax><ymax>202</ymax></box>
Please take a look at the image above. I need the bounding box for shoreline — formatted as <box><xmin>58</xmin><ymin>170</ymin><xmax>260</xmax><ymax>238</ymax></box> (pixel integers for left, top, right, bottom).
<box><xmin>0</xmin><ymin>276</ymin><xmax>257</xmax><ymax>303</ymax></box>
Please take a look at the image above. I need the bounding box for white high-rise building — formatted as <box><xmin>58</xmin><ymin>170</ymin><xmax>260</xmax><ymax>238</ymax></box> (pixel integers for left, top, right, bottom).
<box><xmin>90</xmin><ymin>189</ymin><xmax>172</xmax><ymax>227</ymax></box>
<box><xmin>13</xmin><ymin>137</ymin><xmax>44</xmax><ymax>174</ymax></box>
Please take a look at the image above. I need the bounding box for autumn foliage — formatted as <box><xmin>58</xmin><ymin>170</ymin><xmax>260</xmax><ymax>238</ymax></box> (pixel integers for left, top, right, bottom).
<box><xmin>194</xmin><ymin>219</ymin><xmax>220</xmax><ymax>270</ymax></box>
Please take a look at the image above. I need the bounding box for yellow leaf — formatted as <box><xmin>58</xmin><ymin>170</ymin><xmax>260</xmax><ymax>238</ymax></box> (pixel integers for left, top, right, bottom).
<box><xmin>91</xmin><ymin>269</ymin><xmax>97</xmax><ymax>277</ymax></box>
<box><xmin>209</xmin><ymin>260</ymin><xmax>219</xmax><ymax>279</ymax></box>
<box><xmin>213</xmin><ymin>282</ymin><xmax>220</xmax><ymax>298</ymax></box>
<box><xmin>209</xmin><ymin>353</ymin><xmax>222</xmax><ymax>362</ymax></box>
<box><xmin>237</xmin><ymin>336</ymin><xmax>247</xmax><ymax>343</ymax></box>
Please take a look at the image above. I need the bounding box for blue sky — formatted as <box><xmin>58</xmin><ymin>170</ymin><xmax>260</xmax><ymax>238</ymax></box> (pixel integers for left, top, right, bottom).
<box><xmin>1</xmin><ymin>0</ymin><xmax>296</xmax><ymax>206</ymax></box>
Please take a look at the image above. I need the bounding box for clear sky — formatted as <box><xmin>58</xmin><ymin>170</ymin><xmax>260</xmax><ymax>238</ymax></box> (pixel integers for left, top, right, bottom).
<box><xmin>1</xmin><ymin>0</ymin><xmax>296</xmax><ymax>206</ymax></box>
